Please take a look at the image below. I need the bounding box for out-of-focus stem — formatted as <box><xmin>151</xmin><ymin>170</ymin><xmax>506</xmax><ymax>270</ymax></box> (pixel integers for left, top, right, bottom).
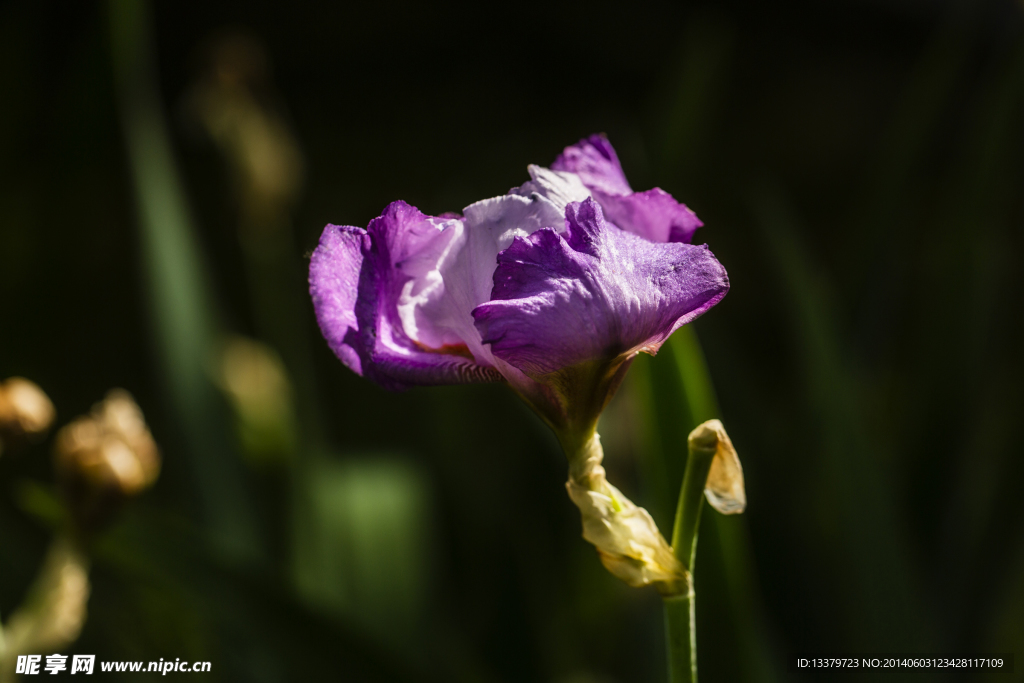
<box><xmin>669</xmin><ymin>326</ymin><xmax>720</xmax><ymax>425</ymax></box>
<box><xmin>0</xmin><ymin>536</ymin><xmax>90</xmax><ymax>682</ymax></box>
<box><xmin>108</xmin><ymin>0</ymin><xmax>261</xmax><ymax>562</ymax></box>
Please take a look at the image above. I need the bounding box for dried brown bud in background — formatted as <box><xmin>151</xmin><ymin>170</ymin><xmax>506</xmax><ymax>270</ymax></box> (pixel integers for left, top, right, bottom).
<box><xmin>183</xmin><ymin>32</ymin><xmax>303</xmax><ymax>235</ymax></box>
<box><xmin>0</xmin><ymin>377</ymin><xmax>56</xmax><ymax>453</ymax></box>
<box><xmin>53</xmin><ymin>390</ymin><xmax>160</xmax><ymax>535</ymax></box>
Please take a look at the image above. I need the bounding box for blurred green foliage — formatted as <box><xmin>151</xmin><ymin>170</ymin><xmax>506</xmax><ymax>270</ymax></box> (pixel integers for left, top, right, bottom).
<box><xmin>1</xmin><ymin>0</ymin><xmax>1023</xmax><ymax>681</ymax></box>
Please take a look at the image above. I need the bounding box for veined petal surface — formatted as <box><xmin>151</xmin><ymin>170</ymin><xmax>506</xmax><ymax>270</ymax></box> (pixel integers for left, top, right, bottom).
<box><xmin>309</xmin><ymin>201</ymin><xmax>501</xmax><ymax>390</ymax></box>
<box><xmin>472</xmin><ymin>198</ymin><xmax>729</xmax><ymax>377</ymax></box>
<box><xmin>552</xmin><ymin>134</ymin><xmax>704</xmax><ymax>244</ymax></box>
<box><xmin>551</xmin><ymin>134</ymin><xmax>632</xmax><ymax>196</ymax></box>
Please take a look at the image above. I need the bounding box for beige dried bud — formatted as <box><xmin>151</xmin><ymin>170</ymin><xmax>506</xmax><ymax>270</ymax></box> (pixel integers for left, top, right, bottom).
<box><xmin>0</xmin><ymin>377</ymin><xmax>56</xmax><ymax>440</ymax></box>
<box><xmin>566</xmin><ymin>434</ymin><xmax>687</xmax><ymax>592</ymax></box>
<box><xmin>688</xmin><ymin>419</ymin><xmax>746</xmax><ymax>515</ymax></box>
<box><xmin>184</xmin><ymin>33</ymin><xmax>303</xmax><ymax>232</ymax></box>
<box><xmin>53</xmin><ymin>390</ymin><xmax>160</xmax><ymax>533</ymax></box>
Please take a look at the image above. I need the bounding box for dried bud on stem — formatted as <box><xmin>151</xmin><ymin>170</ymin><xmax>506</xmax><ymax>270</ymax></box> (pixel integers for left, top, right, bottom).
<box><xmin>688</xmin><ymin>419</ymin><xmax>745</xmax><ymax>515</ymax></box>
<box><xmin>566</xmin><ymin>433</ymin><xmax>688</xmax><ymax>594</ymax></box>
<box><xmin>53</xmin><ymin>390</ymin><xmax>160</xmax><ymax>535</ymax></box>
<box><xmin>0</xmin><ymin>378</ymin><xmax>55</xmax><ymax>453</ymax></box>
<box><xmin>184</xmin><ymin>32</ymin><xmax>303</xmax><ymax>234</ymax></box>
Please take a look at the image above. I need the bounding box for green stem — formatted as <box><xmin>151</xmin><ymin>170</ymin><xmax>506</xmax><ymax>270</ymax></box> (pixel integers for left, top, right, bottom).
<box><xmin>672</xmin><ymin>441</ymin><xmax>716</xmax><ymax>570</ymax></box>
<box><xmin>664</xmin><ymin>591</ymin><xmax>696</xmax><ymax>683</ymax></box>
<box><xmin>664</xmin><ymin>434</ymin><xmax>717</xmax><ymax>683</ymax></box>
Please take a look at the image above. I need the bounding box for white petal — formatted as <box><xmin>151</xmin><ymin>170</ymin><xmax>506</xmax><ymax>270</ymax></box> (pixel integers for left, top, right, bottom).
<box><xmin>396</xmin><ymin>165</ymin><xmax>589</xmax><ymax>366</ymax></box>
<box><xmin>395</xmin><ymin>217</ymin><xmax>465</xmax><ymax>349</ymax></box>
<box><xmin>512</xmin><ymin>165</ymin><xmax>591</xmax><ymax>210</ymax></box>
<box><xmin>413</xmin><ymin>192</ymin><xmax>567</xmax><ymax>364</ymax></box>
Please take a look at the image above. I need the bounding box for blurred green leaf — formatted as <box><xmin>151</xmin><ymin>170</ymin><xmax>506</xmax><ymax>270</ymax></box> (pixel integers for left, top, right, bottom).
<box><xmin>292</xmin><ymin>455</ymin><xmax>431</xmax><ymax>647</ymax></box>
<box><xmin>108</xmin><ymin>0</ymin><xmax>261</xmax><ymax>563</ymax></box>
<box><xmin>750</xmin><ymin>186</ymin><xmax>929</xmax><ymax>654</ymax></box>
<box><xmin>11</xmin><ymin>481</ymin><xmax>65</xmax><ymax>531</ymax></box>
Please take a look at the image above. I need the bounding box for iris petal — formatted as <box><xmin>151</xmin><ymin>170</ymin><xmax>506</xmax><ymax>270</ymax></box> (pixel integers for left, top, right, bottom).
<box><xmin>472</xmin><ymin>198</ymin><xmax>729</xmax><ymax>377</ymax></box>
<box><xmin>552</xmin><ymin>135</ymin><xmax>704</xmax><ymax>243</ymax></box>
<box><xmin>310</xmin><ymin>136</ymin><xmax>726</xmax><ymax>401</ymax></box>
<box><xmin>598</xmin><ymin>187</ymin><xmax>704</xmax><ymax>245</ymax></box>
<box><xmin>416</xmin><ymin>192</ymin><xmax>568</xmax><ymax>365</ymax></box>
<box><xmin>309</xmin><ymin>201</ymin><xmax>501</xmax><ymax>390</ymax></box>
<box><xmin>551</xmin><ymin>134</ymin><xmax>633</xmax><ymax>196</ymax></box>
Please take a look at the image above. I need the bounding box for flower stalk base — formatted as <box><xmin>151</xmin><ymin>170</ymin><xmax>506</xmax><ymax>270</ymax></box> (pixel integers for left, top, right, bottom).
<box><xmin>664</xmin><ymin>586</ymin><xmax>697</xmax><ymax>683</ymax></box>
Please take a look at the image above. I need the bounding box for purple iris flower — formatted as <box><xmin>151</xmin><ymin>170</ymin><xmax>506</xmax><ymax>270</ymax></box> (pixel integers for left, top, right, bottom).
<box><xmin>309</xmin><ymin>135</ymin><xmax>729</xmax><ymax>445</ymax></box>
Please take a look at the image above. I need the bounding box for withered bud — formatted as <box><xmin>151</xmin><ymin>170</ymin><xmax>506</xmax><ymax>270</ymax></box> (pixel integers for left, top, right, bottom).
<box><xmin>54</xmin><ymin>390</ymin><xmax>160</xmax><ymax>534</ymax></box>
<box><xmin>566</xmin><ymin>433</ymin><xmax>687</xmax><ymax>593</ymax></box>
<box><xmin>184</xmin><ymin>32</ymin><xmax>303</xmax><ymax>231</ymax></box>
<box><xmin>688</xmin><ymin>419</ymin><xmax>746</xmax><ymax>515</ymax></box>
<box><xmin>0</xmin><ymin>377</ymin><xmax>56</xmax><ymax>444</ymax></box>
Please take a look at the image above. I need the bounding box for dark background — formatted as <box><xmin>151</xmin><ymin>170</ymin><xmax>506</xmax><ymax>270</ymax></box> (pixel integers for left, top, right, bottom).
<box><xmin>1</xmin><ymin>0</ymin><xmax>1022</xmax><ymax>681</ymax></box>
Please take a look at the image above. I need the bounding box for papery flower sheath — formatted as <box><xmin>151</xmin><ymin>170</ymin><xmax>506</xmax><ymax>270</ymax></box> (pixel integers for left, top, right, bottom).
<box><xmin>310</xmin><ymin>135</ymin><xmax>728</xmax><ymax>437</ymax></box>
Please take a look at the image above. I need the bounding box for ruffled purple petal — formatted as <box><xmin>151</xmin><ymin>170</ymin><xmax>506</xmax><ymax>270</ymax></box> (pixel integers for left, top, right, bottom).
<box><xmin>551</xmin><ymin>135</ymin><xmax>704</xmax><ymax>244</ymax></box>
<box><xmin>309</xmin><ymin>223</ymin><xmax>366</xmax><ymax>374</ymax></box>
<box><xmin>309</xmin><ymin>202</ymin><xmax>502</xmax><ymax>390</ymax></box>
<box><xmin>471</xmin><ymin>198</ymin><xmax>728</xmax><ymax>377</ymax></box>
<box><xmin>551</xmin><ymin>134</ymin><xmax>632</xmax><ymax>196</ymax></box>
<box><xmin>597</xmin><ymin>187</ymin><xmax>703</xmax><ymax>245</ymax></box>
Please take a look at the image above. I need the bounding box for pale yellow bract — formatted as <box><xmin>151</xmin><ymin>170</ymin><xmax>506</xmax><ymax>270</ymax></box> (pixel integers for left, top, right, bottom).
<box><xmin>565</xmin><ymin>419</ymin><xmax>745</xmax><ymax>593</ymax></box>
<box><xmin>565</xmin><ymin>433</ymin><xmax>686</xmax><ymax>591</ymax></box>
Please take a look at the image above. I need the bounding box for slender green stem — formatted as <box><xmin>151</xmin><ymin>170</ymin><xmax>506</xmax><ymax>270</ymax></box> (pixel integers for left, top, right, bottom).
<box><xmin>672</xmin><ymin>442</ymin><xmax>716</xmax><ymax>571</ymax></box>
<box><xmin>664</xmin><ymin>435</ymin><xmax>717</xmax><ymax>683</ymax></box>
<box><xmin>664</xmin><ymin>591</ymin><xmax>696</xmax><ymax>683</ymax></box>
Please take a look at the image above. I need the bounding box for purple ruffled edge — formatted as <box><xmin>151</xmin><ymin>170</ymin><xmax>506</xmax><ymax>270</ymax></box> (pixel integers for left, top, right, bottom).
<box><xmin>471</xmin><ymin>198</ymin><xmax>729</xmax><ymax>376</ymax></box>
<box><xmin>552</xmin><ymin>134</ymin><xmax>704</xmax><ymax>244</ymax></box>
<box><xmin>309</xmin><ymin>202</ymin><xmax>502</xmax><ymax>391</ymax></box>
